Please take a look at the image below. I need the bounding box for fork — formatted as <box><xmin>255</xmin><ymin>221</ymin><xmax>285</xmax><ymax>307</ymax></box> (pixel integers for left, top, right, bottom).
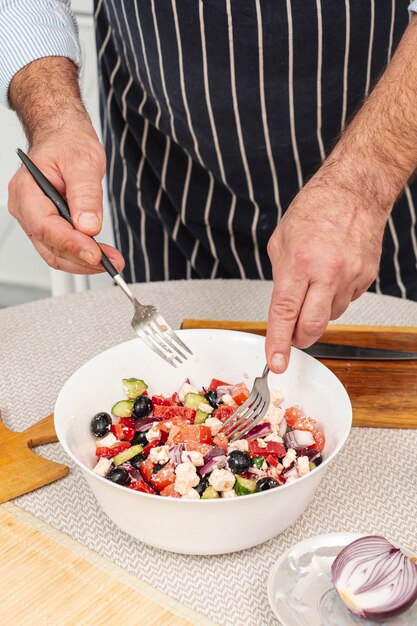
<box><xmin>221</xmin><ymin>365</ymin><xmax>270</xmax><ymax>442</ymax></box>
<box><xmin>17</xmin><ymin>148</ymin><xmax>192</xmax><ymax>367</ymax></box>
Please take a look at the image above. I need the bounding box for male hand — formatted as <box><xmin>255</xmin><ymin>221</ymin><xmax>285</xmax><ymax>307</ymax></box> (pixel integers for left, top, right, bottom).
<box><xmin>8</xmin><ymin>124</ymin><xmax>124</xmax><ymax>274</ymax></box>
<box><xmin>266</xmin><ymin>170</ymin><xmax>387</xmax><ymax>373</ymax></box>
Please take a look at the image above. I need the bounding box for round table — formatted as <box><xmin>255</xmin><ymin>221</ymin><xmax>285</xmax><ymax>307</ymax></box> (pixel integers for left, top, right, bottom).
<box><xmin>1</xmin><ymin>280</ymin><xmax>416</xmax><ymax>626</ymax></box>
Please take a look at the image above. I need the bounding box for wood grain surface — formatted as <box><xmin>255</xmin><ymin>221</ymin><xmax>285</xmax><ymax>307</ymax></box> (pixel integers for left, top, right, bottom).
<box><xmin>181</xmin><ymin>320</ymin><xmax>417</xmax><ymax>429</ymax></box>
<box><xmin>0</xmin><ymin>413</ymin><xmax>68</xmax><ymax>504</ymax></box>
<box><xmin>0</xmin><ymin>505</ymin><xmax>211</xmax><ymax>626</ymax></box>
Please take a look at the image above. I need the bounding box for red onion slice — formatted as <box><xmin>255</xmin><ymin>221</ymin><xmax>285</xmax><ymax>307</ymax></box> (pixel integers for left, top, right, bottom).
<box><xmin>278</xmin><ymin>416</ymin><xmax>287</xmax><ymax>438</ymax></box>
<box><xmin>284</xmin><ymin>429</ymin><xmax>315</xmax><ymax>449</ymax></box>
<box><xmin>168</xmin><ymin>443</ymin><xmax>184</xmax><ymax>466</ymax></box>
<box><xmin>204</xmin><ymin>446</ymin><xmax>226</xmax><ymax>462</ymax></box>
<box><xmin>241</xmin><ymin>422</ymin><xmax>272</xmax><ymax>442</ymax></box>
<box><xmin>135</xmin><ymin>416</ymin><xmax>162</xmax><ymax>431</ymax></box>
<box><xmin>331</xmin><ymin>535</ymin><xmax>417</xmax><ymax>620</ymax></box>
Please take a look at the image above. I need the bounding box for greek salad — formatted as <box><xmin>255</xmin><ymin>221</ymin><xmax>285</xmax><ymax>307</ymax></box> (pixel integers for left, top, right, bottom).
<box><xmin>91</xmin><ymin>377</ymin><xmax>326</xmax><ymax>499</ymax></box>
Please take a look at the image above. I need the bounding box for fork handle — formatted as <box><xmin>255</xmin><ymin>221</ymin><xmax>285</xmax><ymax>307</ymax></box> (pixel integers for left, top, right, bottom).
<box><xmin>17</xmin><ymin>149</ymin><xmax>119</xmax><ymax>279</ymax></box>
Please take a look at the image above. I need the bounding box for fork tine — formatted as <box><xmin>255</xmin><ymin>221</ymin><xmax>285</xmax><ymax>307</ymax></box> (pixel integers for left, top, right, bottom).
<box><xmin>154</xmin><ymin>315</ymin><xmax>193</xmax><ymax>355</ymax></box>
<box><xmin>220</xmin><ymin>391</ymin><xmax>258</xmax><ymax>431</ymax></box>
<box><xmin>143</xmin><ymin>327</ymin><xmax>182</xmax><ymax>364</ymax></box>
<box><xmin>228</xmin><ymin>400</ymin><xmax>269</xmax><ymax>442</ymax></box>
<box><xmin>149</xmin><ymin>320</ymin><xmax>187</xmax><ymax>359</ymax></box>
<box><xmin>223</xmin><ymin>394</ymin><xmax>264</xmax><ymax>439</ymax></box>
<box><xmin>136</xmin><ymin>328</ymin><xmax>178</xmax><ymax>367</ymax></box>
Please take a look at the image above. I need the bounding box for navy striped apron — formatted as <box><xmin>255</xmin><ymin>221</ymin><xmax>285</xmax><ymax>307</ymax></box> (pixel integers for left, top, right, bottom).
<box><xmin>94</xmin><ymin>0</ymin><xmax>417</xmax><ymax>300</ymax></box>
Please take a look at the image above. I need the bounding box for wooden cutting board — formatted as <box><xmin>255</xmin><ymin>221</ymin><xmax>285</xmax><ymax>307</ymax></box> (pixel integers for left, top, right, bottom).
<box><xmin>181</xmin><ymin>320</ymin><xmax>417</xmax><ymax>429</ymax></box>
<box><xmin>0</xmin><ymin>413</ymin><xmax>69</xmax><ymax>504</ymax></box>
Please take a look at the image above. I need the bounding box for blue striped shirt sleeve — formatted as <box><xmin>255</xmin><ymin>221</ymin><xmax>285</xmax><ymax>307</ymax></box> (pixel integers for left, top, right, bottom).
<box><xmin>0</xmin><ymin>0</ymin><xmax>81</xmax><ymax>107</ymax></box>
<box><xmin>409</xmin><ymin>1</ymin><xmax>417</xmax><ymax>13</ymax></box>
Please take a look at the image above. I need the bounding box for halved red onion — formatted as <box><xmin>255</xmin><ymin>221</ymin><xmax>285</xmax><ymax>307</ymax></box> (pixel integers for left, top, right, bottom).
<box><xmin>241</xmin><ymin>422</ymin><xmax>272</xmax><ymax>441</ymax></box>
<box><xmin>331</xmin><ymin>535</ymin><xmax>417</xmax><ymax>620</ymax></box>
<box><xmin>284</xmin><ymin>429</ymin><xmax>315</xmax><ymax>449</ymax></box>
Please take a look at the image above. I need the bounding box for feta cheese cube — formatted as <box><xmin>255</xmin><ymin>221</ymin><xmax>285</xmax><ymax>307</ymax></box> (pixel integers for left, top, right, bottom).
<box><xmin>149</xmin><ymin>445</ymin><xmax>170</xmax><ymax>465</ymax></box>
<box><xmin>282</xmin><ymin>448</ymin><xmax>297</xmax><ymax>468</ymax></box>
<box><xmin>93</xmin><ymin>457</ymin><xmax>112</xmax><ymax>477</ymax></box>
<box><xmin>181</xmin><ymin>450</ymin><xmax>205</xmax><ymax>467</ymax></box>
<box><xmin>182</xmin><ymin>488</ymin><xmax>200</xmax><ymax>499</ymax></box>
<box><xmin>264</xmin><ymin>432</ymin><xmax>283</xmax><ymax>443</ymax></box>
<box><xmin>256</xmin><ymin>437</ymin><xmax>267</xmax><ymax>448</ymax></box>
<box><xmin>174</xmin><ymin>462</ymin><xmax>199</xmax><ymax>495</ymax></box>
<box><xmin>95</xmin><ymin>432</ymin><xmax>117</xmax><ymax>448</ymax></box>
<box><xmin>146</xmin><ymin>422</ymin><xmax>162</xmax><ymax>442</ymax></box>
<box><xmin>209</xmin><ymin>468</ymin><xmax>236</xmax><ymax>492</ymax></box>
<box><xmin>198</xmin><ymin>402</ymin><xmax>214</xmax><ymax>414</ymax></box>
<box><xmin>205</xmin><ymin>417</ymin><xmax>223</xmax><ymax>436</ymax></box>
<box><xmin>296</xmin><ymin>455</ymin><xmax>310</xmax><ymax>477</ymax></box>
<box><xmin>227</xmin><ymin>439</ymin><xmax>249</xmax><ymax>453</ymax></box>
<box><xmin>221</xmin><ymin>393</ymin><xmax>237</xmax><ymax>407</ymax></box>
<box><xmin>178</xmin><ymin>382</ymin><xmax>199</xmax><ymax>402</ymax></box>
<box><xmin>221</xmin><ymin>489</ymin><xmax>237</xmax><ymax>498</ymax></box>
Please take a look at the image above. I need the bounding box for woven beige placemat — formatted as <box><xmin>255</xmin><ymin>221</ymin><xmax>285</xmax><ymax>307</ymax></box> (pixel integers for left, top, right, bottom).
<box><xmin>1</xmin><ymin>280</ymin><xmax>416</xmax><ymax>626</ymax></box>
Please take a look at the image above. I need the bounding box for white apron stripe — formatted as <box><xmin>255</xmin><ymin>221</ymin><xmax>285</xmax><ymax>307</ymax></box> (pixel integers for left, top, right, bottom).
<box><xmin>173</xmin><ymin>156</ymin><xmax>192</xmax><ymax>242</ymax></box>
<box><xmin>226</xmin><ymin>0</ymin><xmax>264</xmax><ymax>279</ymax></box>
<box><xmin>365</xmin><ymin>0</ymin><xmax>375</xmax><ymax>97</ymax></box>
<box><xmin>341</xmin><ymin>0</ymin><xmax>351</xmax><ymax>132</ymax></box>
<box><xmin>404</xmin><ymin>184</ymin><xmax>417</xmax><ymax>272</ymax></box>
<box><xmin>154</xmin><ymin>137</ymin><xmax>172</xmax><ymax>281</ymax></box>
<box><xmin>387</xmin><ymin>0</ymin><xmax>395</xmax><ymax>63</ymax></box>
<box><xmin>285</xmin><ymin>0</ymin><xmax>303</xmax><ymax>189</ymax></box>
<box><xmin>136</xmin><ymin>119</ymin><xmax>151</xmax><ymax>282</ymax></box>
<box><xmin>98</xmin><ymin>25</ymin><xmax>111</xmax><ymax>63</ymax></box>
<box><xmin>203</xmin><ymin>174</ymin><xmax>219</xmax><ymax>269</ymax></box>
<box><xmin>150</xmin><ymin>0</ymin><xmax>178</xmax><ymax>143</ymax></box>
<box><xmin>387</xmin><ymin>215</ymin><xmax>407</xmax><ymax>298</ymax></box>
<box><xmin>255</xmin><ymin>0</ymin><xmax>282</xmax><ymax>221</ymax></box>
<box><xmin>94</xmin><ymin>0</ymin><xmax>104</xmax><ymax>20</ymax></box>
<box><xmin>198</xmin><ymin>0</ymin><xmax>245</xmax><ymax>278</ymax></box>
<box><xmin>315</xmin><ymin>0</ymin><xmax>325</xmax><ymax>161</ymax></box>
<box><xmin>133</xmin><ymin>2</ymin><xmax>162</xmax><ymax>130</ymax></box>
<box><xmin>106</xmin><ymin>56</ymin><xmax>122</xmax><ymax>251</ymax></box>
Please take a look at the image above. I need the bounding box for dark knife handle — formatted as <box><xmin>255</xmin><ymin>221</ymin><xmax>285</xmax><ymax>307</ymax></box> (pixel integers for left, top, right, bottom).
<box><xmin>16</xmin><ymin>148</ymin><xmax>118</xmax><ymax>279</ymax></box>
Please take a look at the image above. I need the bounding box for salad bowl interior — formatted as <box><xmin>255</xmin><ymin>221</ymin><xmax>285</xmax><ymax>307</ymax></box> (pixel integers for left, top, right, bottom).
<box><xmin>54</xmin><ymin>329</ymin><xmax>352</xmax><ymax>555</ymax></box>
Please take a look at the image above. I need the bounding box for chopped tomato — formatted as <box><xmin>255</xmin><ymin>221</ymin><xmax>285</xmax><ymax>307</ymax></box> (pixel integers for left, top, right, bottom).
<box><xmin>215</xmin><ymin>405</ymin><xmax>236</xmax><ymax>423</ymax></box>
<box><xmin>292</xmin><ymin>416</ymin><xmax>317</xmax><ymax>432</ymax></box>
<box><xmin>151</xmin><ymin>393</ymin><xmax>181</xmax><ymax>406</ymax></box>
<box><xmin>119</xmin><ymin>417</ymin><xmax>135</xmax><ymax>429</ymax></box>
<box><xmin>313</xmin><ymin>429</ymin><xmax>326</xmax><ymax>452</ymax></box>
<box><xmin>213</xmin><ymin>432</ymin><xmax>229</xmax><ymax>449</ymax></box>
<box><xmin>266</xmin><ymin>454</ymin><xmax>279</xmax><ymax>467</ymax></box>
<box><xmin>185</xmin><ymin>441</ymin><xmax>213</xmax><ymax>456</ymax></box>
<box><xmin>157</xmin><ymin>416</ymin><xmax>192</xmax><ymax>432</ymax></box>
<box><xmin>173</xmin><ymin>424</ymin><xmax>212</xmax><ymax>445</ymax></box>
<box><xmin>248</xmin><ymin>440</ymin><xmax>286</xmax><ymax>458</ymax></box>
<box><xmin>111</xmin><ymin>419</ymin><xmax>136</xmax><ymax>442</ymax></box>
<box><xmin>129</xmin><ymin>480</ymin><xmax>156</xmax><ymax>495</ymax></box>
<box><xmin>231</xmin><ymin>382</ymin><xmax>250</xmax><ymax>406</ymax></box>
<box><xmin>209</xmin><ymin>378</ymin><xmax>231</xmax><ymax>390</ymax></box>
<box><xmin>143</xmin><ymin>440</ymin><xmax>161</xmax><ymax>456</ymax></box>
<box><xmin>167</xmin><ymin>425</ymin><xmax>182</xmax><ymax>443</ymax></box>
<box><xmin>139</xmin><ymin>458</ymin><xmax>154</xmax><ymax>482</ymax></box>
<box><xmin>160</xmin><ymin>483</ymin><xmax>181</xmax><ymax>498</ymax></box>
<box><xmin>151</xmin><ymin>464</ymin><xmax>176</xmax><ymax>492</ymax></box>
<box><xmin>285</xmin><ymin>406</ymin><xmax>304</xmax><ymax>428</ymax></box>
<box><xmin>153</xmin><ymin>405</ymin><xmax>196</xmax><ymax>422</ymax></box>
<box><xmin>96</xmin><ymin>441</ymin><xmax>130</xmax><ymax>458</ymax></box>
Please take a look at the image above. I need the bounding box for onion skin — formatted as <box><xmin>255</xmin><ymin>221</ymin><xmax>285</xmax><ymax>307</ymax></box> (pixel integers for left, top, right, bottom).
<box><xmin>331</xmin><ymin>535</ymin><xmax>417</xmax><ymax>621</ymax></box>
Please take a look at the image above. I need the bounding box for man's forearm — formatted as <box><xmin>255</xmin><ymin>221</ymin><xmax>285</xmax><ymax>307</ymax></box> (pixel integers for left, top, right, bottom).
<box><xmin>9</xmin><ymin>57</ymin><xmax>88</xmax><ymax>146</ymax></box>
<box><xmin>319</xmin><ymin>14</ymin><xmax>417</xmax><ymax>215</ymax></box>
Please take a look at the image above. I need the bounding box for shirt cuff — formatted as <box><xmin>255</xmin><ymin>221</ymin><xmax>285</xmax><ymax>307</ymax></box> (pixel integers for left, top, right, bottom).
<box><xmin>409</xmin><ymin>1</ymin><xmax>417</xmax><ymax>13</ymax></box>
<box><xmin>0</xmin><ymin>0</ymin><xmax>82</xmax><ymax>107</ymax></box>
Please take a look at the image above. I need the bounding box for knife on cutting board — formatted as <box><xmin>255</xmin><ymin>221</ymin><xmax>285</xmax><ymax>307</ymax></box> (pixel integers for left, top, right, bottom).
<box><xmin>181</xmin><ymin>319</ymin><xmax>417</xmax><ymax>360</ymax></box>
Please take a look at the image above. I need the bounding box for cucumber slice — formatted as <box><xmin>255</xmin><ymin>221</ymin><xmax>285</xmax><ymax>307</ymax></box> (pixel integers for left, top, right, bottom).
<box><xmin>122</xmin><ymin>378</ymin><xmax>148</xmax><ymax>399</ymax></box>
<box><xmin>111</xmin><ymin>400</ymin><xmax>134</xmax><ymax>417</ymax></box>
<box><xmin>195</xmin><ymin>409</ymin><xmax>208</xmax><ymax>424</ymax></box>
<box><xmin>201</xmin><ymin>486</ymin><xmax>219</xmax><ymax>499</ymax></box>
<box><xmin>184</xmin><ymin>392</ymin><xmax>208</xmax><ymax>410</ymax></box>
<box><xmin>234</xmin><ymin>475</ymin><xmax>257</xmax><ymax>496</ymax></box>
<box><xmin>113</xmin><ymin>444</ymin><xmax>144</xmax><ymax>466</ymax></box>
<box><xmin>250</xmin><ymin>456</ymin><xmax>265</xmax><ymax>469</ymax></box>
<box><xmin>309</xmin><ymin>461</ymin><xmax>316</xmax><ymax>471</ymax></box>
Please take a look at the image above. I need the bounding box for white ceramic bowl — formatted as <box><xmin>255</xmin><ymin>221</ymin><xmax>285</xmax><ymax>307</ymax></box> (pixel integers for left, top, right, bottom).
<box><xmin>54</xmin><ymin>329</ymin><xmax>352</xmax><ymax>555</ymax></box>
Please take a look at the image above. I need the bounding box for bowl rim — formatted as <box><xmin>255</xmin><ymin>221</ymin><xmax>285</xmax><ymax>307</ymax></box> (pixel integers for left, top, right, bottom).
<box><xmin>54</xmin><ymin>329</ymin><xmax>352</xmax><ymax>504</ymax></box>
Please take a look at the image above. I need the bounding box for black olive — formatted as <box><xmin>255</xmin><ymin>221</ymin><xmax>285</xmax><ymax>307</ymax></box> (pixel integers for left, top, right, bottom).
<box><xmin>312</xmin><ymin>454</ymin><xmax>322</xmax><ymax>467</ymax></box>
<box><xmin>131</xmin><ymin>430</ymin><xmax>149</xmax><ymax>447</ymax></box>
<box><xmin>227</xmin><ymin>450</ymin><xmax>250</xmax><ymax>474</ymax></box>
<box><xmin>90</xmin><ymin>412</ymin><xmax>112</xmax><ymax>437</ymax></box>
<box><xmin>153</xmin><ymin>462</ymin><xmax>167</xmax><ymax>474</ymax></box>
<box><xmin>255</xmin><ymin>477</ymin><xmax>279</xmax><ymax>492</ymax></box>
<box><xmin>204</xmin><ymin>389</ymin><xmax>218</xmax><ymax>409</ymax></box>
<box><xmin>130</xmin><ymin>453</ymin><xmax>147</xmax><ymax>470</ymax></box>
<box><xmin>132</xmin><ymin>395</ymin><xmax>153</xmax><ymax>419</ymax></box>
<box><xmin>195</xmin><ymin>475</ymin><xmax>210</xmax><ymax>496</ymax></box>
<box><xmin>105</xmin><ymin>467</ymin><xmax>130</xmax><ymax>485</ymax></box>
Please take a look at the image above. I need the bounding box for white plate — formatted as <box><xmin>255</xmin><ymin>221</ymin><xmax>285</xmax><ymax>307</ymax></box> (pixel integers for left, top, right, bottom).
<box><xmin>267</xmin><ymin>532</ymin><xmax>417</xmax><ymax>626</ymax></box>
